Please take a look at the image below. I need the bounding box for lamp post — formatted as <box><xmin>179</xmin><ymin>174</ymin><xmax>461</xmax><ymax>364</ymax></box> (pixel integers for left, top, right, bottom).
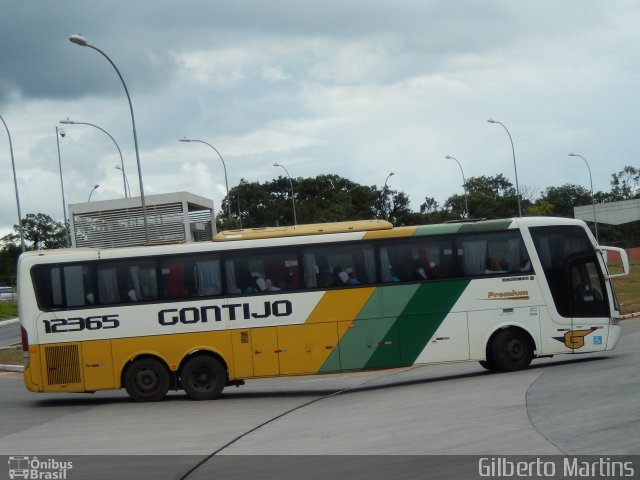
<box><xmin>569</xmin><ymin>152</ymin><xmax>598</xmax><ymax>241</ymax></box>
<box><xmin>384</xmin><ymin>171</ymin><xmax>394</xmax><ymax>189</ymax></box>
<box><xmin>383</xmin><ymin>172</ymin><xmax>394</xmax><ymax>221</ymax></box>
<box><xmin>274</xmin><ymin>162</ymin><xmax>297</xmax><ymax>226</ymax></box>
<box><xmin>88</xmin><ymin>184</ymin><xmax>100</xmax><ymax>202</ymax></box>
<box><xmin>0</xmin><ymin>113</ymin><xmax>26</xmax><ymax>252</ymax></box>
<box><xmin>487</xmin><ymin>119</ymin><xmax>522</xmax><ymax>217</ymax></box>
<box><xmin>445</xmin><ymin>155</ymin><xmax>469</xmax><ymax>218</ymax></box>
<box><xmin>179</xmin><ymin>138</ymin><xmax>232</xmax><ymax>224</ymax></box>
<box><xmin>56</xmin><ymin>126</ymin><xmax>71</xmax><ymax>247</ymax></box>
<box><xmin>115</xmin><ymin>165</ymin><xmax>131</xmax><ymax>197</ymax></box>
<box><xmin>69</xmin><ymin>34</ymin><xmax>149</xmax><ymax>243</ymax></box>
<box><xmin>60</xmin><ymin>118</ymin><xmax>128</xmax><ymax>198</ymax></box>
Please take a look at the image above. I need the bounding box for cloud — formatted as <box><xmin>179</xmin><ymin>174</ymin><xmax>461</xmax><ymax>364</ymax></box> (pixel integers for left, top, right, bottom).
<box><xmin>1</xmin><ymin>0</ymin><xmax>639</xmax><ymax>236</ymax></box>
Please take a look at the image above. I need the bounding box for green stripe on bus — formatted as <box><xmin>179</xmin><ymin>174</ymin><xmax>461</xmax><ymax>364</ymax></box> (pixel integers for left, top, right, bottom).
<box><xmin>372</xmin><ymin>279</ymin><xmax>470</xmax><ymax>368</ymax></box>
<box><xmin>319</xmin><ymin>280</ymin><xmax>470</xmax><ymax>372</ymax></box>
<box><xmin>413</xmin><ymin>219</ymin><xmax>515</xmax><ymax>237</ymax></box>
<box><xmin>318</xmin><ymin>285</ymin><xmax>418</xmax><ymax>373</ymax></box>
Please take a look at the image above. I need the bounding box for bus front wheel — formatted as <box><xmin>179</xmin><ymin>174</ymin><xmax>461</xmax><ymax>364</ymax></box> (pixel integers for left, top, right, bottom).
<box><xmin>489</xmin><ymin>328</ymin><xmax>533</xmax><ymax>372</ymax></box>
<box><xmin>181</xmin><ymin>355</ymin><xmax>226</xmax><ymax>400</ymax></box>
<box><xmin>124</xmin><ymin>358</ymin><xmax>170</xmax><ymax>402</ymax></box>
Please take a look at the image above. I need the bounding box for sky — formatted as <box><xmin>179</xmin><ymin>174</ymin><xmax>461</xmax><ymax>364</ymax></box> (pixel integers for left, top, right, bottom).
<box><xmin>1</xmin><ymin>1</ymin><xmax>639</xmax><ymax>236</ymax></box>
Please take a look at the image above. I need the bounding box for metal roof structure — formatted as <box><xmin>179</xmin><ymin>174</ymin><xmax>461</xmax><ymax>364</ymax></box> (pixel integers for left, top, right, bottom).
<box><xmin>68</xmin><ymin>191</ymin><xmax>215</xmax><ymax>248</ymax></box>
<box><xmin>574</xmin><ymin>199</ymin><xmax>640</xmax><ymax>225</ymax></box>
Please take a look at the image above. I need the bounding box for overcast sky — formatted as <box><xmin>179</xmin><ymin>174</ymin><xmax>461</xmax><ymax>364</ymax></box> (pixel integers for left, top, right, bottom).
<box><xmin>1</xmin><ymin>1</ymin><xmax>638</xmax><ymax>236</ymax></box>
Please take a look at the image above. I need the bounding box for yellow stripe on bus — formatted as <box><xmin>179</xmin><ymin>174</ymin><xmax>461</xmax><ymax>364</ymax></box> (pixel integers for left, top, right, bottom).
<box><xmin>363</xmin><ymin>226</ymin><xmax>416</xmax><ymax>240</ymax></box>
<box><xmin>305</xmin><ymin>288</ymin><xmax>375</xmax><ymax>324</ymax></box>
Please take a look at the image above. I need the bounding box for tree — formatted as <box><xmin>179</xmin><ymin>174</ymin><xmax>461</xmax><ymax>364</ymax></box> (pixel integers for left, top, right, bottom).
<box><xmin>218</xmin><ymin>174</ymin><xmax>383</xmax><ymax>229</ymax></box>
<box><xmin>0</xmin><ymin>213</ymin><xmax>67</xmax><ymax>276</ymax></box>
<box><xmin>609</xmin><ymin>166</ymin><xmax>640</xmax><ymax>201</ymax></box>
<box><xmin>1</xmin><ymin>213</ymin><xmax>67</xmax><ymax>250</ymax></box>
<box><xmin>445</xmin><ymin>174</ymin><xmax>522</xmax><ymax>219</ymax></box>
<box><xmin>529</xmin><ymin>184</ymin><xmax>592</xmax><ymax>218</ymax></box>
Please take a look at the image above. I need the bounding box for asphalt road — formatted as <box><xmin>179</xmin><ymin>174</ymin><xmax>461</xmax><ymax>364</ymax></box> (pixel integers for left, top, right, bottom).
<box><xmin>0</xmin><ymin>319</ymin><xmax>638</xmax><ymax>479</ymax></box>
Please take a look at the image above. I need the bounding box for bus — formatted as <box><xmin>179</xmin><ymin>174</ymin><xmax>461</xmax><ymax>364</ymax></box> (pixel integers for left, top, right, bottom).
<box><xmin>17</xmin><ymin>217</ymin><xmax>629</xmax><ymax>402</ymax></box>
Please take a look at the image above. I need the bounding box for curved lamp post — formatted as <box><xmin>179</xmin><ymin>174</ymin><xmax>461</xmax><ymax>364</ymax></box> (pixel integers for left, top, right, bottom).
<box><xmin>487</xmin><ymin>119</ymin><xmax>522</xmax><ymax>217</ymax></box>
<box><xmin>0</xmin><ymin>114</ymin><xmax>26</xmax><ymax>252</ymax></box>
<box><xmin>569</xmin><ymin>152</ymin><xmax>598</xmax><ymax>241</ymax></box>
<box><xmin>69</xmin><ymin>34</ymin><xmax>149</xmax><ymax>243</ymax></box>
<box><xmin>445</xmin><ymin>155</ymin><xmax>469</xmax><ymax>218</ymax></box>
<box><xmin>115</xmin><ymin>165</ymin><xmax>131</xmax><ymax>197</ymax></box>
<box><xmin>384</xmin><ymin>171</ymin><xmax>394</xmax><ymax>189</ymax></box>
<box><xmin>88</xmin><ymin>184</ymin><xmax>100</xmax><ymax>202</ymax></box>
<box><xmin>56</xmin><ymin>126</ymin><xmax>71</xmax><ymax>247</ymax></box>
<box><xmin>273</xmin><ymin>162</ymin><xmax>297</xmax><ymax>226</ymax></box>
<box><xmin>383</xmin><ymin>172</ymin><xmax>394</xmax><ymax>221</ymax></box>
<box><xmin>60</xmin><ymin>118</ymin><xmax>128</xmax><ymax>198</ymax></box>
<box><xmin>179</xmin><ymin>138</ymin><xmax>232</xmax><ymax>224</ymax></box>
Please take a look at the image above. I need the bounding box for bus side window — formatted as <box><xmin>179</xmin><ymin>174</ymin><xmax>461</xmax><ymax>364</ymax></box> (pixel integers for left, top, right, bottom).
<box><xmin>97</xmin><ymin>267</ymin><xmax>121</xmax><ymax>304</ymax></box>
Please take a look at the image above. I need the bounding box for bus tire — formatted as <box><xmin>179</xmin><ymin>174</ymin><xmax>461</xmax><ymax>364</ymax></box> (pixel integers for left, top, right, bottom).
<box><xmin>124</xmin><ymin>358</ymin><xmax>170</xmax><ymax>402</ymax></box>
<box><xmin>490</xmin><ymin>328</ymin><xmax>533</xmax><ymax>372</ymax></box>
<box><xmin>181</xmin><ymin>355</ymin><xmax>226</xmax><ymax>400</ymax></box>
<box><xmin>479</xmin><ymin>359</ymin><xmax>495</xmax><ymax>371</ymax></box>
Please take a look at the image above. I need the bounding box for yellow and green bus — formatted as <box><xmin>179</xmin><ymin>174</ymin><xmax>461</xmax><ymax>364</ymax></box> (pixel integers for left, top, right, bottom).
<box><xmin>17</xmin><ymin>217</ymin><xmax>628</xmax><ymax>401</ymax></box>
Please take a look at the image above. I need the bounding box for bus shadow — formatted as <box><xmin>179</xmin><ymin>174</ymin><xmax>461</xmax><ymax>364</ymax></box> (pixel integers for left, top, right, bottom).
<box><xmin>31</xmin><ymin>356</ymin><xmax>610</xmax><ymax>406</ymax></box>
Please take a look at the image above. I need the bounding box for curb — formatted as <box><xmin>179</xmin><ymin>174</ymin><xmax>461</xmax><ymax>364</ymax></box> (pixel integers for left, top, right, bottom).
<box><xmin>620</xmin><ymin>312</ymin><xmax>640</xmax><ymax>320</ymax></box>
<box><xmin>0</xmin><ymin>363</ymin><xmax>23</xmax><ymax>372</ymax></box>
<box><xmin>0</xmin><ymin>318</ymin><xmax>19</xmax><ymax>326</ymax></box>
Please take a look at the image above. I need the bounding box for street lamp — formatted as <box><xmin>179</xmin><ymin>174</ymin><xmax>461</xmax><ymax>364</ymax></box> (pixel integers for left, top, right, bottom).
<box><xmin>69</xmin><ymin>34</ymin><xmax>149</xmax><ymax>243</ymax></box>
<box><xmin>569</xmin><ymin>152</ymin><xmax>598</xmax><ymax>241</ymax></box>
<box><xmin>273</xmin><ymin>162</ymin><xmax>297</xmax><ymax>226</ymax></box>
<box><xmin>445</xmin><ymin>155</ymin><xmax>469</xmax><ymax>218</ymax></box>
<box><xmin>0</xmin><ymin>113</ymin><xmax>26</xmax><ymax>252</ymax></box>
<box><xmin>179</xmin><ymin>138</ymin><xmax>232</xmax><ymax>224</ymax></box>
<box><xmin>60</xmin><ymin>118</ymin><xmax>128</xmax><ymax>198</ymax></box>
<box><xmin>383</xmin><ymin>172</ymin><xmax>394</xmax><ymax>221</ymax></box>
<box><xmin>88</xmin><ymin>184</ymin><xmax>100</xmax><ymax>202</ymax></box>
<box><xmin>115</xmin><ymin>165</ymin><xmax>131</xmax><ymax>197</ymax></box>
<box><xmin>384</xmin><ymin>171</ymin><xmax>394</xmax><ymax>188</ymax></box>
<box><xmin>56</xmin><ymin>126</ymin><xmax>71</xmax><ymax>247</ymax></box>
<box><xmin>487</xmin><ymin>119</ymin><xmax>522</xmax><ymax>217</ymax></box>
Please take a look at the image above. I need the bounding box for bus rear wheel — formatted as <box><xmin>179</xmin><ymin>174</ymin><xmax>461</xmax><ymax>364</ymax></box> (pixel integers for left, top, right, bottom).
<box><xmin>490</xmin><ymin>328</ymin><xmax>533</xmax><ymax>372</ymax></box>
<box><xmin>181</xmin><ymin>355</ymin><xmax>226</xmax><ymax>400</ymax></box>
<box><xmin>124</xmin><ymin>358</ymin><xmax>170</xmax><ymax>402</ymax></box>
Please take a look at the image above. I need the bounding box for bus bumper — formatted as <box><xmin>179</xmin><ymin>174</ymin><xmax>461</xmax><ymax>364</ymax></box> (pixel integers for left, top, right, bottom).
<box><xmin>23</xmin><ymin>365</ymin><xmax>42</xmax><ymax>392</ymax></box>
<box><xmin>606</xmin><ymin>324</ymin><xmax>622</xmax><ymax>350</ymax></box>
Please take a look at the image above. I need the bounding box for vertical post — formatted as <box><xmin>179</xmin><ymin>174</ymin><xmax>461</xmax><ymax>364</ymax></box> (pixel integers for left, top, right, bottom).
<box><xmin>274</xmin><ymin>163</ymin><xmax>297</xmax><ymax>226</ymax></box>
<box><xmin>488</xmin><ymin>119</ymin><xmax>522</xmax><ymax>217</ymax></box>
<box><xmin>569</xmin><ymin>153</ymin><xmax>598</xmax><ymax>242</ymax></box>
<box><xmin>445</xmin><ymin>155</ymin><xmax>469</xmax><ymax>218</ymax></box>
<box><xmin>69</xmin><ymin>35</ymin><xmax>150</xmax><ymax>243</ymax></box>
<box><xmin>56</xmin><ymin>126</ymin><xmax>71</xmax><ymax>247</ymax></box>
<box><xmin>0</xmin><ymin>114</ymin><xmax>26</xmax><ymax>252</ymax></box>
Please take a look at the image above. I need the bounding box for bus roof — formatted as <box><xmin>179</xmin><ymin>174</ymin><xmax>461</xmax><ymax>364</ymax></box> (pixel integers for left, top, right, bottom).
<box><xmin>17</xmin><ymin>217</ymin><xmax>590</xmax><ymax>265</ymax></box>
<box><xmin>213</xmin><ymin>219</ymin><xmax>393</xmax><ymax>241</ymax></box>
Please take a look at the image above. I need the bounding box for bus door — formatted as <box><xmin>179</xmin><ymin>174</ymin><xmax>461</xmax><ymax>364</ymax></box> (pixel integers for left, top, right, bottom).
<box><xmin>566</xmin><ymin>253</ymin><xmax>610</xmax><ymax>352</ymax></box>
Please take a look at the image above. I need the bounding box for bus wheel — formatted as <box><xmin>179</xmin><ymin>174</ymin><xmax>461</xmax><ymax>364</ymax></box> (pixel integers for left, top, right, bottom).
<box><xmin>490</xmin><ymin>328</ymin><xmax>533</xmax><ymax>372</ymax></box>
<box><xmin>479</xmin><ymin>359</ymin><xmax>496</xmax><ymax>371</ymax></box>
<box><xmin>124</xmin><ymin>358</ymin><xmax>170</xmax><ymax>402</ymax></box>
<box><xmin>181</xmin><ymin>356</ymin><xmax>226</xmax><ymax>400</ymax></box>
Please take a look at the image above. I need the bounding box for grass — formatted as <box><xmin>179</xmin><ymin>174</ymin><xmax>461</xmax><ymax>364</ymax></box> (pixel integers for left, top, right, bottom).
<box><xmin>0</xmin><ymin>346</ymin><xmax>21</xmax><ymax>365</ymax></box>
<box><xmin>612</xmin><ymin>260</ymin><xmax>640</xmax><ymax>316</ymax></box>
<box><xmin>0</xmin><ymin>301</ymin><xmax>18</xmax><ymax>321</ymax></box>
